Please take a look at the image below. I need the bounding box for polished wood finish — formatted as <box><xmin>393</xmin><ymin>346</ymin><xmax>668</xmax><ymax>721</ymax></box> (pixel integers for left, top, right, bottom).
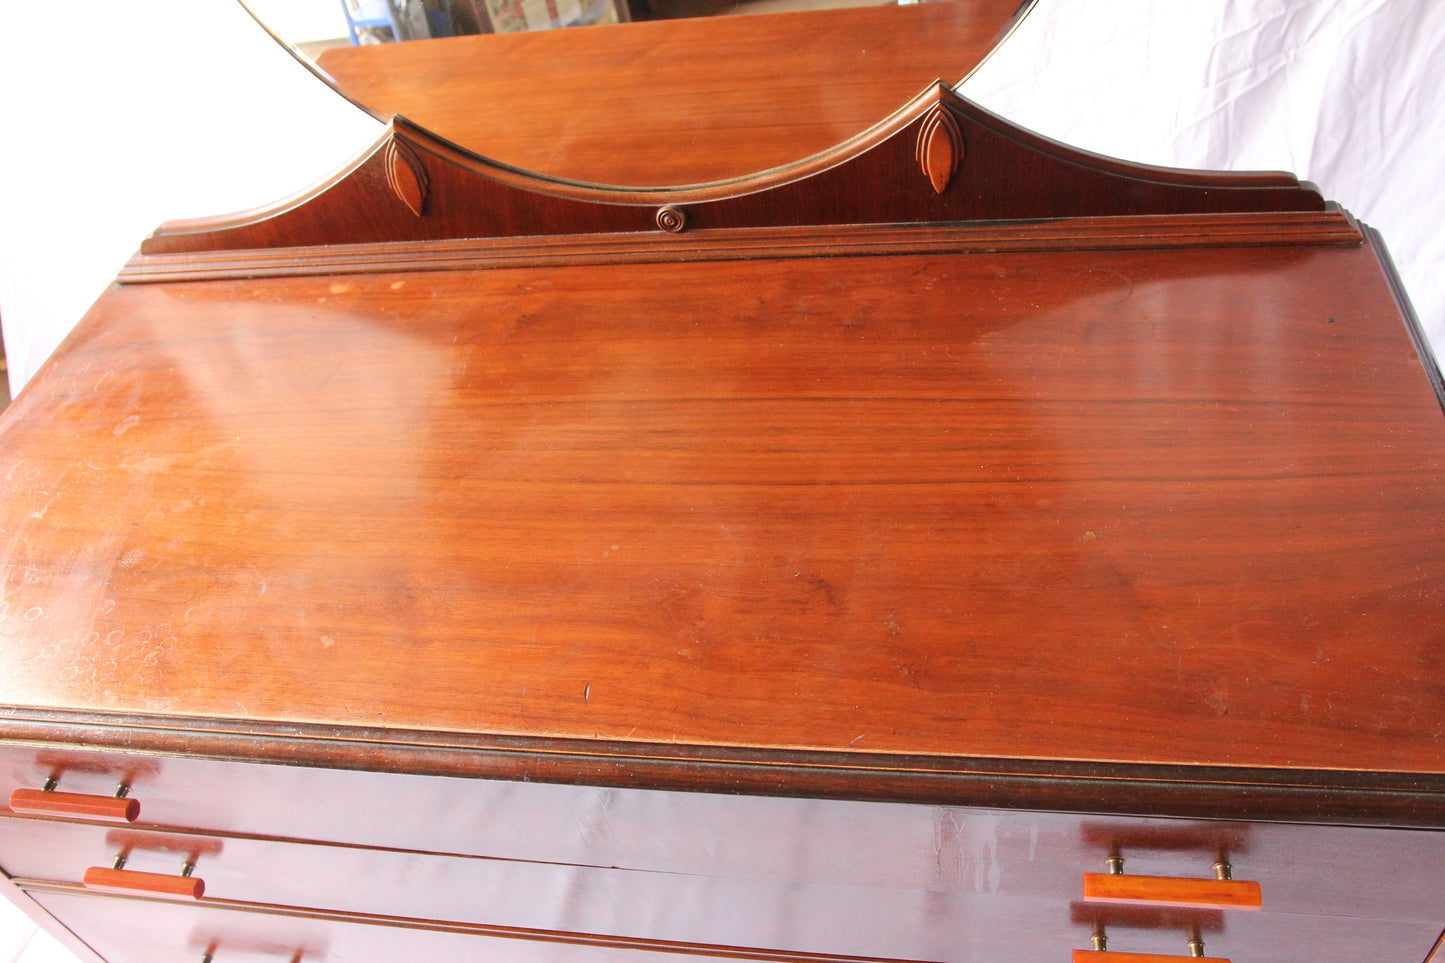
<box><xmin>8</xmin><ymin>792</ymin><xmax>1445</xmax><ymax>957</ymax></box>
<box><xmin>1082</xmin><ymin>875</ymin><xmax>1262</xmax><ymax>912</ymax></box>
<box><xmin>80</xmin><ymin>867</ymin><xmax>204</xmax><ymax>901</ymax></box>
<box><xmin>121</xmin><ymin>211</ymin><xmax>1363</xmax><ymax>285</ymax></box>
<box><xmin>137</xmin><ymin>86</ymin><xmax>1332</xmax><ymax>257</ymax></box>
<box><xmin>3</xmin><ymin>10</ymin><xmax>1444</xmax><ymax>963</ymax></box>
<box><xmin>4</xmin><ymin>242</ymin><xmax>1442</xmax><ymax>781</ymax></box>
<box><xmin>312</xmin><ymin>1</ymin><xmax>1036</xmax><ymax>186</ymax></box>
<box><xmin>8</xmin><ymin>789</ymin><xmax>138</xmax><ymax>823</ymax></box>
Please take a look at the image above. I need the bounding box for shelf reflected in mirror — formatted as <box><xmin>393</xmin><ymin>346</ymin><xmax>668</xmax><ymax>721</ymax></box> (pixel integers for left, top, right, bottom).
<box><xmin>240</xmin><ymin>0</ymin><xmax>1036</xmax><ymax>187</ymax></box>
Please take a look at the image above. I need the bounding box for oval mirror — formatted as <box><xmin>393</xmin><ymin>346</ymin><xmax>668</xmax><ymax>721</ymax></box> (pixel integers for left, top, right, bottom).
<box><xmin>240</xmin><ymin>0</ymin><xmax>1035</xmax><ymax>187</ymax></box>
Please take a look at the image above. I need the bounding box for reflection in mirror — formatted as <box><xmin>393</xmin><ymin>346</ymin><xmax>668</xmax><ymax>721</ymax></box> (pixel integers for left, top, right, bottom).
<box><xmin>247</xmin><ymin>0</ymin><xmax>962</xmax><ymax>51</ymax></box>
<box><xmin>241</xmin><ymin>0</ymin><xmax>1035</xmax><ymax>187</ymax></box>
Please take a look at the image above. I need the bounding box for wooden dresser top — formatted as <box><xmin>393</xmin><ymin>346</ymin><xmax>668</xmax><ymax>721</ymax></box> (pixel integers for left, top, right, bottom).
<box><xmin>1</xmin><ymin>239</ymin><xmax>1441</xmax><ymax>776</ymax></box>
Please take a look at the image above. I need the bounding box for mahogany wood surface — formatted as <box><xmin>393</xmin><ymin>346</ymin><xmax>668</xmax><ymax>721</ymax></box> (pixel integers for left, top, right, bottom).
<box><xmin>311</xmin><ymin>1</ymin><xmax>1034</xmax><ymax>187</ymax></box>
<box><xmin>1082</xmin><ymin>874</ymin><xmax>1262</xmax><ymax>912</ymax></box>
<box><xmin>1</xmin><ymin>241</ymin><xmax>1442</xmax><ymax>777</ymax></box>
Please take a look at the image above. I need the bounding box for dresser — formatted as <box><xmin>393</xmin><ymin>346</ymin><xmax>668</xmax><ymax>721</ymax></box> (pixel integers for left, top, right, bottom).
<box><xmin>2</xmin><ymin>7</ymin><xmax>1443</xmax><ymax>963</ymax></box>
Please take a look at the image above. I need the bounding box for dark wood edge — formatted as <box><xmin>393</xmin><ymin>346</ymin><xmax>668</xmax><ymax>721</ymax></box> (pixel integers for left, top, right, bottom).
<box><xmin>0</xmin><ymin>874</ymin><xmax>107</xmax><ymax>963</ymax></box>
<box><xmin>120</xmin><ymin>210</ymin><xmax>1362</xmax><ymax>284</ymax></box>
<box><xmin>1423</xmin><ymin>927</ymin><xmax>1445</xmax><ymax>963</ymax></box>
<box><xmin>1364</xmin><ymin>223</ymin><xmax>1445</xmax><ymax>417</ymax></box>
<box><xmin>2</xmin><ymin>707</ymin><xmax>1442</xmax><ymax>828</ymax></box>
<box><xmin>18</xmin><ymin>882</ymin><xmax>942</xmax><ymax>963</ymax></box>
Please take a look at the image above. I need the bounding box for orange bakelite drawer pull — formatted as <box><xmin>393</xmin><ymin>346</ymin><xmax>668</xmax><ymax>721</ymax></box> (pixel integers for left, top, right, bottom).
<box><xmin>9</xmin><ymin>780</ymin><xmax>139</xmax><ymax>823</ymax></box>
<box><xmin>83</xmin><ymin>858</ymin><xmax>204</xmax><ymax>901</ymax></box>
<box><xmin>1073</xmin><ymin>952</ymin><xmax>1230</xmax><ymax>963</ymax></box>
<box><xmin>1083</xmin><ymin>858</ymin><xmax>1261</xmax><ymax>911</ymax></box>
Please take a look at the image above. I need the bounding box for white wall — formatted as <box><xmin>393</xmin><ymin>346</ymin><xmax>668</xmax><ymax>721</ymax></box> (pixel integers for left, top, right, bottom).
<box><xmin>0</xmin><ymin>0</ymin><xmax>380</xmax><ymax>395</ymax></box>
<box><xmin>962</xmin><ymin>0</ymin><xmax>1445</xmax><ymax>361</ymax></box>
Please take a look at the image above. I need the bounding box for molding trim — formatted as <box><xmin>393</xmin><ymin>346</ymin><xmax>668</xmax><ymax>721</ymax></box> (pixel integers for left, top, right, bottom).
<box><xmin>1366</xmin><ymin>223</ymin><xmax>1445</xmax><ymax>417</ymax></box>
<box><xmin>121</xmin><ymin>209</ymin><xmax>1362</xmax><ymax>284</ymax></box>
<box><xmin>2</xmin><ymin>706</ymin><xmax>1441</xmax><ymax>828</ymax></box>
<box><xmin>136</xmin><ymin>83</ymin><xmax>1337</xmax><ymax>258</ymax></box>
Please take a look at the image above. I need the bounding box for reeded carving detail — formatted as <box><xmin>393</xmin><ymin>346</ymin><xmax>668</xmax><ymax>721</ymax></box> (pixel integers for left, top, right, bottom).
<box><xmin>656</xmin><ymin>206</ymin><xmax>687</xmax><ymax>233</ymax></box>
<box><xmin>916</xmin><ymin>104</ymin><xmax>964</xmax><ymax>194</ymax></box>
<box><xmin>385</xmin><ymin>137</ymin><xmax>429</xmax><ymax>217</ymax></box>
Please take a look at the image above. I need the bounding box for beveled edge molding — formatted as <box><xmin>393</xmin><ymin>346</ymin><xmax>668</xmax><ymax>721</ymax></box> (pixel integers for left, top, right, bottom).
<box><xmin>121</xmin><ymin>209</ymin><xmax>1362</xmax><ymax>284</ymax></box>
<box><xmin>137</xmin><ymin>82</ymin><xmax>1336</xmax><ymax>258</ymax></box>
<box><xmin>1</xmin><ymin>706</ymin><xmax>1442</xmax><ymax>828</ymax></box>
<box><xmin>1365</xmin><ymin>223</ymin><xmax>1445</xmax><ymax>417</ymax></box>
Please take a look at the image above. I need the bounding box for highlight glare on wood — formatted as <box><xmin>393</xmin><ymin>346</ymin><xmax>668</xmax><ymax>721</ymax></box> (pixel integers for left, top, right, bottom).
<box><xmin>8</xmin><ymin>790</ymin><xmax>139</xmax><ymax>824</ymax></box>
<box><xmin>1083</xmin><ymin>873</ymin><xmax>1263</xmax><ymax>911</ymax></box>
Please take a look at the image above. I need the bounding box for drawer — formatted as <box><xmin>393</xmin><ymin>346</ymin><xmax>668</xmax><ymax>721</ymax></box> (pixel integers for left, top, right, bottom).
<box><xmin>25</xmin><ymin>886</ymin><xmax>1445</xmax><ymax>963</ymax></box>
<box><xmin>6</xmin><ymin>817</ymin><xmax>1445</xmax><ymax>963</ymax></box>
<box><xmin>8</xmin><ymin>743</ymin><xmax>1445</xmax><ymax>920</ymax></box>
<box><xmin>6</xmin><ymin>813</ymin><xmax>1058</xmax><ymax>960</ymax></box>
<box><xmin>32</xmin><ymin>888</ymin><xmax>866</xmax><ymax>963</ymax></box>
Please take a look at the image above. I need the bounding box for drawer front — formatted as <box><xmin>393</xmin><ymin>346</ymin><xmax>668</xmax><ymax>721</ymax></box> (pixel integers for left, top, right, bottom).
<box><xmin>7</xmin><ymin>743</ymin><xmax>1445</xmax><ymax>918</ymax></box>
<box><xmin>7</xmin><ymin>814</ymin><xmax>1047</xmax><ymax>960</ymax></box>
<box><xmin>31</xmin><ymin>889</ymin><xmax>838</xmax><ymax>963</ymax></box>
<box><xmin>7</xmin><ymin>744</ymin><xmax>1445</xmax><ymax>963</ymax></box>
<box><xmin>24</xmin><ymin>887</ymin><xmax>1445</xmax><ymax>963</ymax></box>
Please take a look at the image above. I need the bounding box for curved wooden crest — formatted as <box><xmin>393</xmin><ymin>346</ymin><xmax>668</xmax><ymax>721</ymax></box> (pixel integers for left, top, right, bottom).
<box><xmin>128</xmin><ymin>82</ymin><xmax>1355</xmax><ymax>279</ymax></box>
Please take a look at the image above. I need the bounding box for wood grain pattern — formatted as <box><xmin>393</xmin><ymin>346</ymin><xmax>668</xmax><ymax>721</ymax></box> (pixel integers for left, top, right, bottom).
<box><xmin>2</xmin><ymin>241</ymin><xmax>1442</xmax><ymax>779</ymax></box>
<box><xmin>137</xmin><ymin>86</ymin><xmax>1328</xmax><ymax>256</ymax></box>
<box><xmin>312</xmin><ymin>1</ymin><xmax>1036</xmax><ymax>187</ymax></box>
<box><xmin>1082</xmin><ymin>874</ymin><xmax>1262</xmax><ymax>911</ymax></box>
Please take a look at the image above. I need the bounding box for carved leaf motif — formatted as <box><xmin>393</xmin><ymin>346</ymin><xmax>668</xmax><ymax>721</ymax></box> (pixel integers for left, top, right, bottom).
<box><xmin>916</xmin><ymin>104</ymin><xmax>964</xmax><ymax>195</ymax></box>
<box><xmin>385</xmin><ymin>138</ymin><xmax>429</xmax><ymax>217</ymax></box>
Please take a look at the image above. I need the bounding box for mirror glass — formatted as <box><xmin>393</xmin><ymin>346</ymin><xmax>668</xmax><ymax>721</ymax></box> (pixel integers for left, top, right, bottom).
<box><xmin>242</xmin><ymin>0</ymin><xmax>1033</xmax><ymax>187</ymax></box>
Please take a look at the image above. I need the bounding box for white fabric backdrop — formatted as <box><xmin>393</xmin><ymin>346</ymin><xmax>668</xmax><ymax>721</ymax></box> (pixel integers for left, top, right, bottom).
<box><xmin>1</xmin><ymin>0</ymin><xmax>1441</xmax><ymax>381</ymax></box>
<box><xmin>963</xmin><ymin>0</ymin><xmax>1445</xmax><ymax>359</ymax></box>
